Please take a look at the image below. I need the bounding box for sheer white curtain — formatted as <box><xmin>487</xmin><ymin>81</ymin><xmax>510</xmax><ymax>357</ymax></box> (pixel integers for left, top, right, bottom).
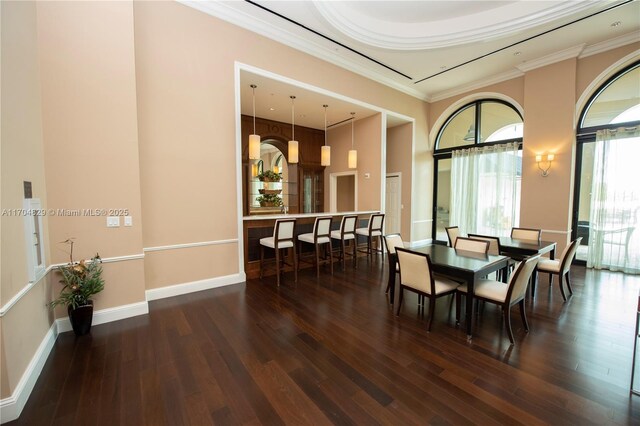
<box><xmin>587</xmin><ymin>127</ymin><xmax>640</xmax><ymax>274</ymax></box>
<box><xmin>450</xmin><ymin>142</ymin><xmax>520</xmax><ymax>237</ymax></box>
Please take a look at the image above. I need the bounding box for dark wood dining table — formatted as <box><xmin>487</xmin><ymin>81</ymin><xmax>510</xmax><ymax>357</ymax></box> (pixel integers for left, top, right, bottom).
<box><xmin>498</xmin><ymin>237</ymin><xmax>557</xmax><ymax>296</ymax></box>
<box><xmin>387</xmin><ymin>244</ymin><xmax>509</xmax><ymax>339</ymax></box>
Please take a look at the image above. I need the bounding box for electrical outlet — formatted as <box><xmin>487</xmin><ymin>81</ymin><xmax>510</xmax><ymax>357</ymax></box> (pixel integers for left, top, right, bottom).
<box><xmin>107</xmin><ymin>216</ymin><xmax>120</xmax><ymax>228</ymax></box>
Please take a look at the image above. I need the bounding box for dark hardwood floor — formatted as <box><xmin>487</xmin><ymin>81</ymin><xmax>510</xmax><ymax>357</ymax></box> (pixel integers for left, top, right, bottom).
<box><xmin>10</xmin><ymin>257</ymin><xmax>640</xmax><ymax>425</ymax></box>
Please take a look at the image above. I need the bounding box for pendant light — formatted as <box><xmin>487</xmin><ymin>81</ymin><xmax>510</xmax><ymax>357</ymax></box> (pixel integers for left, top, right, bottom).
<box><xmin>248</xmin><ymin>84</ymin><xmax>261</xmax><ymax>160</ymax></box>
<box><xmin>348</xmin><ymin>112</ymin><xmax>357</xmax><ymax>169</ymax></box>
<box><xmin>288</xmin><ymin>95</ymin><xmax>299</xmax><ymax>163</ymax></box>
<box><xmin>321</xmin><ymin>104</ymin><xmax>331</xmax><ymax>166</ymax></box>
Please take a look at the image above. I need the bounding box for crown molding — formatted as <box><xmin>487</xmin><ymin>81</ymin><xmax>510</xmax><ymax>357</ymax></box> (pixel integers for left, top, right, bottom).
<box><xmin>429</xmin><ymin>69</ymin><xmax>524</xmax><ymax>103</ymax></box>
<box><xmin>178</xmin><ymin>1</ymin><xmax>427</xmax><ymax>101</ymax></box>
<box><xmin>579</xmin><ymin>31</ymin><xmax>640</xmax><ymax>58</ymax></box>
<box><xmin>516</xmin><ymin>44</ymin><xmax>586</xmax><ymax>72</ymax></box>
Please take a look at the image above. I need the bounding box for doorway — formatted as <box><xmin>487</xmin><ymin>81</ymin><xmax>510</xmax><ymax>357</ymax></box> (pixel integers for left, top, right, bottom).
<box><xmin>385</xmin><ymin>174</ymin><xmax>401</xmax><ymax>234</ymax></box>
<box><xmin>330</xmin><ymin>171</ymin><xmax>358</xmax><ymax>212</ymax></box>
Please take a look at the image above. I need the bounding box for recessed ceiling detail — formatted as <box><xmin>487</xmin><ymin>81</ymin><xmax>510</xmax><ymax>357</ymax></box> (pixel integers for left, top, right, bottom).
<box><xmin>312</xmin><ymin>0</ymin><xmax>601</xmax><ymax>50</ymax></box>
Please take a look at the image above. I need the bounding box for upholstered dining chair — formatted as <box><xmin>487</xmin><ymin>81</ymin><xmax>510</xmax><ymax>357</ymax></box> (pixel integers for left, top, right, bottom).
<box><xmin>511</xmin><ymin>227</ymin><xmax>541</xmax><ymax>241</ymax></box>
<box><xmin>382</xmin><ymin>233</ymin><xmax>404</xmax><ymax>294</ymax></box>
<box><xmin>456</xmin><ymin>254</ymin><xmax>540</xmax><ymax>344</ymax></box>
<box><xmin>260</xmin><ymin>219</ymin><xmax>297</xmax><ymax>286</ymax></box>
<box><xmin>298</xmin><ymin>216</ymin><xmax>333</xmax><ymax>277</ymax></box>
<box><xmin>445</xmin><ymin>226</ymin><xmax>460</xmax><ymax>247</ymax></box>
<box><xmin>330</xmin><ymin>215</ymin><xmax>358</xmax><ymax>270</ymax></box>
<box><xmin>356</xmin><ymin>213</ymin><xmax>385</xmax><ymax>259</ymax></box>
<box><xmin>395</xmin><ymin>248</ymin><xmax>459</xmax><ymax>331</ymax></box>
<box><xmin>468</xmin><ymin>233</ymin><xmax>504</xmax><ymax>280</ymax></box>
<box><xmin>536</xmin><ymin>237</ymin><xmax>582</xmax><ymax>301</ymax></box>
<box><xmin>454</xmin><ymin>237</ymin><xmax>489</xmax><ymax>254</ymax></box>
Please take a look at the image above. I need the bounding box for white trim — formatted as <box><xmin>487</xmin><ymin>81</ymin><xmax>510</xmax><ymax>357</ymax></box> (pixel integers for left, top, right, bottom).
<box><xmin>143</xmin><ymin>239</ymin><xmax>238</xmax><ymax>253</ymax></box>
<box><xmin>180</xmin><ymin>1</ymin><xmax>426</xmax><ymax>101</ymax></box>
<box><xmin>516</xmin><ymin>44</ymin><xmax>585</xmax><ymax>73</ymax></box>
<box><xmin>0</xmin><ymin>325</ymin><xmax>57</xmax><ymax>423</ymax></box>
<box><xmin>541</xmin><ymin>229</ymin><xmax>572</xmax><ymax>235</ymax></box>
<box><xmin>409</xmin><ymin>238</ymin><xmax>432</xmax><ymax>248</ymax></box>
<box><xmin>429</xmin><ymin>69</ymin><xmax>524</xmax><ymax>103</ymax></box>
<box><xmin>0</xmin><ymin>254</ymin><xmax>144</xmax><ymax>317</ymax></box>
<box><xmin>412</xmin><ymin>219</ymin><xmax>434</xmax><ymax>224</ymax></box>
<box><xmin>55</xmin><ymin>301</ymin><xmax>149</xmax><ymax>334</ymax></box>
<box><xmin>580</xmin><ymin>32</ymin><xmax>640</xmax><ymax>59</ymax></box>
<box><xmin>384</xmin><ymin>173</ymin><xmax>402</xmax><ymax>235</ymax></box>
<box><xmin>145</xmin><ymin>273</ymin><xmax>245</xmax><ymax>302</ymax></box>
<box><xmin>234</xmin><ymin>62</ymin><xmax>246</xmax><ymax>283</ymax></box>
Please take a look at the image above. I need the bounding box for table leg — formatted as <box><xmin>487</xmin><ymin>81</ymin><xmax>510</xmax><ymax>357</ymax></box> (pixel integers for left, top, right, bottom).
<box><xmin>388</xmin><ymin>256</ymin><xmax>396</xmax><ymax>304</ymax></box>
<box><xmin>466</xmin><ymin>276</ymin><xmax>474</xmax><ymax>340</ymax></box>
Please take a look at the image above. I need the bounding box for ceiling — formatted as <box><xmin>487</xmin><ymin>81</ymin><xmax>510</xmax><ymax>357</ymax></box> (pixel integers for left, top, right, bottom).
<box><xmin>183</xmin><ymin>0</ymin><xmax>640</xmax><ymax>129</ymax></box>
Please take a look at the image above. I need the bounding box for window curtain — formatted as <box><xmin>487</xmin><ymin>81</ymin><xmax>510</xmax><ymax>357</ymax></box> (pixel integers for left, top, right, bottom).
<box><xmin>450</xmin><ymin>142</ymin><xmax>520</xmax><ymax>237</ymax></box>
<box><xmin>587</xmin><ymin>127</ymin><xmax>640</xmax><ymax>274</ymax></box>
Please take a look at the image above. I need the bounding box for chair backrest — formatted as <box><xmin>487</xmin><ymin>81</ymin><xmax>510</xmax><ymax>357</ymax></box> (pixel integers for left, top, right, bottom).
<box><xmin>455</xmin><ymin>237</ymin><xmax>489</xmax><ymax>254</ymax></box>
<box><xmin>274</xmin><ymin>219</ymin><xmax>295</xmax><ymax>241</ymax></box>
<box><xmin>396</xmin><ymin>248</ymin><xmax>434</xmax><ymax>294</ymax></box>
<box><xmin>467</xmin><ymin>234</ymin><xmax>501</xmax><ymax>256</ymax></box>
<box><xmin>383</xmin><ymin>234</ymin><xmax>404</xmax><ymax>254</ymax></box>
<box><xmin>369</xmin><ymin>213</ymin><xmax>385</xmax><ymax>233</ymax></box>
<box><xmin>313</xmin><ymin>216</ymin><xmax>332</xmax><ymax>240</ymax></box>
<box><xmin>559</xmin><ymin>237</ymin><xmax>582</xmax><ymax>275</ymax></box>
<box><xmin>340</xmin><ymin>215</ymin><xmax>358</xmax><ymax>236</ymax></box>
<box><xmin>511</xmin><ymin>227</ymin><xmax>541</xmax><ymax>241</ymax></box>
<box><xmin>506</xmin><ymin>255</ymin><xmax>540</xmax><ymax>303</ymax></box>
<box><xmin>445</xmin><ymin>226</ymin><xmax>460</xmax><ymax>247</ymax></box>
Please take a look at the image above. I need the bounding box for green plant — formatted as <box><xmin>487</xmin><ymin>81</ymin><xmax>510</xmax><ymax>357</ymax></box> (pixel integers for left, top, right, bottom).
<box><xmin>49</xmin><ymin>239</ymin><xmax>104</xmax><ymax>310</ymax></box>
<box><xmin>256</xmin><ymin>193</ymin><xmax>283</xmax><ymax>206</ymax></box>
<box><xmin>257</xmin><ymin>170</ymin><xmax>282</xmax><ymax>182</ymax></box>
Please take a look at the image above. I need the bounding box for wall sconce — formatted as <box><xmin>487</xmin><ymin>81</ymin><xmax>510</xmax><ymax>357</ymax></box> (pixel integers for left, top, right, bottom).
<box><xmin>536</xmin><ymin>153</ymin><xmax>554</xmax><ymax>177</ymax></box>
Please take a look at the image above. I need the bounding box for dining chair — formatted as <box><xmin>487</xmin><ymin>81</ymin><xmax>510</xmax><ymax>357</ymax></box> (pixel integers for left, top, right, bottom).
<box><xmin>455</xmin><ymin>254</ymin><xmax>540</xmax><ymax>344</ymax></box>
<box><xmin>330</xmin><ymin>215</ymin><xmax>358</xmax><ymax>270</ymax></box>
<box><xmin>260</xmin><ymin>219</ymin><xmax>297</xmax><ymax>286</ymax></box>
<box><xmin>395</xmin><ymin>248</ymin><xmax>459</xmax><ymax>331</ymax></box>
<box><xmin>297</xmin><ymin>216</ymin><xmax>333</xmax><ymax>277</ymax></box>
<box><xmin>468</xmin><ymin>233</ymin><xmax>505</xmax><ymax>280</ymax></box>
<box><xmin>511</xmin><ymin>227</ymin><xmax>541</xmax><ymax>241</ymax></box>
<box><xmin>454</xmin><ymin>237</ymin><xmax>489</xmax><ymax>254</ymax></box>
<box><xmin>445</xmin><ymin>226</ymin><xmax>460</xmax><ymax>247</ymax></box>
<box><xmin>382</xmin><ymin>233</ymin><xmax>404</xmax><ymax>295</ymax></box>
<box><xmin>536</xmin><ymin>237</ymin><xmax>582</xmax><ymax>301</ymax></box>
<box><xmin>356</xmin><ymin>213</ymin><xmax>385</xmax><ymax>259</ymax></box>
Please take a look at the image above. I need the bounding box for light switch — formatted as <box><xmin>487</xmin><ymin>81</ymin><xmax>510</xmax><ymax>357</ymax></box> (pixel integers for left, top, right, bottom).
<box><xmin>364</xmin><ymin>173</ymin><xmax>370</xmax><ymax>179</ymax></box>
<box><xmin>107</xmin><ymin>216</ymin><xmax>120</xmax><ymax>228</ymax></box>
<box><xmin>124</xmin><ymin>216</ymin><xmax>133</xmax><ymax>227</ymax></box>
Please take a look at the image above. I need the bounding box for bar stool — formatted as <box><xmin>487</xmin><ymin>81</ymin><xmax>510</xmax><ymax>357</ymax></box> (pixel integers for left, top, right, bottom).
<box><xmin>298</xmin><ymin>216</ymin><xmax>333</xmax><ymax>277</ymax></box>
<box><xmin>356</xmin><ymin>213</ymin><xmax>385</xmax><ymax>259</ymax></box>
<box><xmin>260</xmin><ymin>219</ymin><xmax>297</xmax><ymax>286</ymax></box>
<box><xmin>330</xmin><ymin>215</ymin><xmax>358</xmax><ymax>270</ymax></box>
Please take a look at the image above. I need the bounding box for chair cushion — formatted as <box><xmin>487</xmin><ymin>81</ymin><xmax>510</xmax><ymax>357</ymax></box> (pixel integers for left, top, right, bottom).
<box><xmin>260</xmin><ymin>237</ymin><xmax>294</xmax><ymax>249</ymax></box>
<box><xmin>458</xmin><ymin>279</ymin><xmax>508</xmax><ymax>303</ymax></box>
<box><xmin>298</xmin><ymin>233</ymin><xmax>331</xmax><ymax>245</ymax></box>
<box><xmin>330</xmin><ymin>230</ymin><xmax>355</xmax><ymax>240</ymax></box>
<box><xmin>431</xmin><ymin>277</ymin><xmax>460</xmax><ymax>295</ymax></box>
<box><xmin>356</xmin><ymin>228</ymin><xmax>382</xmax><ymax>237</ymax></box>
<box><xmin>537</xmin><ymin>258</ymin><xmax>561</xmax><ymax>273</ymax></box>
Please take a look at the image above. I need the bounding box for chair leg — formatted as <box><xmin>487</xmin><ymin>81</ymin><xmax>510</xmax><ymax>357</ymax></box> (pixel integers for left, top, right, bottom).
<box><xmin>293</xmin><ymin>245</ymin><xmax>298</xmax><ymax>283</ymax></box>
<box><xmin>519</xmin><ymin>300</ymin><xmax>529</xmax><ymax>332</ymax></box>
<box><xmin>455</xmin><ymin>292</ymin><xmax>462</xmax><ymax>324</ymax></box>
<box><xmin>558</xmin><ymin>274</ymin><xmax>567</xmax><ymax>301</ymax></box>
<box><xmin>548</xmin><ymin>273</ymin><xmax>553</xmax><ymax>286</ymax></box>
<box><xmin>260</xmin><ymin>245</ymin><xmax>265</xmax><ymax>279</ymax></box>
<box><xmin>565</xmin><ymin>271</ymin><xmax>574</xmax><ymax>294</ymax></box>
<box><xmin>504</xmin><ymin>305</ymin><xmax>514</xmax><ymax>344</ymax></box>
<box><xmin>352</xmin><ymin>240</ymin><xmax>357</xmax><ymax>268</ymax></box>
<box><xmin>427</xmin><ymin>297</ymin><xmax>436</xmax><ymax>332</ymax></box>
<box><xmin>327</xmin><ymin>243</ymin><xmax>333</xmax><ymax>275</ymax></box>
<box><xmin>341</xmin><ymin>240</ymin><xmax>347</xmax><ymax>270</ymax></box>
<box><xmin>275</xmin><ymin>247</ymin><xmax>281</xmax><ymax>287</ymax></box>
<box><xmin>396</xmin><ymin>288</ymin><xmax>404</xmax><ymax>316</ymax></box>
<box><xmin>314</xmin><ymin>244</ymin><xmax>320</xmax><ymax>278</ymax></box>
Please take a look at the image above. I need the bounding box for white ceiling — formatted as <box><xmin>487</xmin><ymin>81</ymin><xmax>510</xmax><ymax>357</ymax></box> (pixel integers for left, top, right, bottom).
<box><xmin>183</xmin><ymin>0</ymin><xmax>640</xmax><ymax>129</ymax></box>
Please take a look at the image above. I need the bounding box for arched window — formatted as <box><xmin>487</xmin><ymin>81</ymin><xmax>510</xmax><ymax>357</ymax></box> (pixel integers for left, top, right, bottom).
<box><xmin>433</xmin><ymin>99</ymin><xmax>523</xmax><ymax>243</ymax></box>
<box><xmin>573</xmin><ymin>62</ymin><xmax>640</xmax><ymax>273</ymax></box>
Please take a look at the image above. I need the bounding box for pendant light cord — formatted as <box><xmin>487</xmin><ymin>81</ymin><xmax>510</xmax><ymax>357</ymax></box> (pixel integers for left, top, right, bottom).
<box><xmin>351</xmin><ymin>112</ymin><xmax>355</xmax><ymax>149</ymax></box>
<box><xmin>290</xmin><ymin>96</ymin><xmax>296</xmax><ymax>140</ymax></box>
<box><xmin>251</xmin><ymin>84</ymin><xmax>257</xmax><ymax>134</ymax></box>
<box><xmin>323</xmin><ymin>105</ymin><xmax>328</xmax><ymax>145</ymax></box>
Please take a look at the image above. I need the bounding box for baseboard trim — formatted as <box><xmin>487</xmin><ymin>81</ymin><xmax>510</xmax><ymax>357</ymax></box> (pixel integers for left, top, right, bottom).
<box><xmin>0</xmin><ymin>324</ymin><xmax>57</xmax><ymax>424</ymax></box>
<box><xmin>409</xmin><ymin>238</ymin><xmax>432</xmax><ymax>248</ymax></box>
<box><xmin>55</xmin><ymin>301</ymin><xmax>149</xmax><ymax>334</ymax></box>
<box><xmin>145</xmin><ymin>273</ymin><xmax>245</xmax><ymax>302</ymax></box>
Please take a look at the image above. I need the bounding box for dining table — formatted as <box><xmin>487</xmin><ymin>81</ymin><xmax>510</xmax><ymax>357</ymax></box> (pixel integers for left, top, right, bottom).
<box><xmin>387</xmin><ymin>244</ymin><xmax>509</xmax><ymax>339</ymax></box>
<box><xmin>498</xmin><ymin>237</ymin><xmax>557</xmax><ymax>296</ymax></box>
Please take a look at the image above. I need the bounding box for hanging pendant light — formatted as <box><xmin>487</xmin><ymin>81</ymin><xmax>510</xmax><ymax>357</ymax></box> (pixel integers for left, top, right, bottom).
<box><xmin>248</xmin><ymin>84</ymin><xmax>261</xmax><ymax>160</ymax></box>
<box><xmin>288</xmin><ymin>96</ymin><xmax>299</xmax><ymax>163</ymax></box>
<box><xmin>348</xmin><ymin>112</ymin><xmax>357</xmax><ymax>169</ymax></box>
<box><xmin>321</xmin><ymin>104</ymin><xmax>331</xmax><ymax>166</ymax></box>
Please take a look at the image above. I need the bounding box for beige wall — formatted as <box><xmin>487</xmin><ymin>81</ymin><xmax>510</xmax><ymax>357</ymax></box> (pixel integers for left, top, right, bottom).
<box><xmin>336</xmin><ymin>175</ymin><xmax>356</xmax><ymax>212</ymax></box>
<box><xmin>386</xmin><ymin>122</ymin><xmax>413</xmax><ymax>237</ymax></box>
<box><xmin>0</xmin><ymin>0</ymin><xmax>52</xmax><ymax>399</ymax></box>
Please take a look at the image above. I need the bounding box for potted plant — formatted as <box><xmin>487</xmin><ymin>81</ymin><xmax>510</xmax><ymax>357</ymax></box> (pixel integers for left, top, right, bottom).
<box><xmin>257</xmin><ymin>170</ymin><xmax>282</xmax><ymax>182</ymax></box>
<box><xmin>49</xmin><ymin>239</ymin><xmax>104</xmax><ymax>336</ymax></box>
<box><xmin>256</xmin><ymin>193</ymin><xmax>283</xmax><ymax>207</ymax></box>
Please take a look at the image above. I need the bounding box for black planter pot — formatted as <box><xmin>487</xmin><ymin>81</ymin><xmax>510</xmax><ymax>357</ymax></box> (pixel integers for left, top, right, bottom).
<box><xmin>67</xmin><ymin>301</ymin><xmax>94</xmax><ymax>336</ymax></box>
